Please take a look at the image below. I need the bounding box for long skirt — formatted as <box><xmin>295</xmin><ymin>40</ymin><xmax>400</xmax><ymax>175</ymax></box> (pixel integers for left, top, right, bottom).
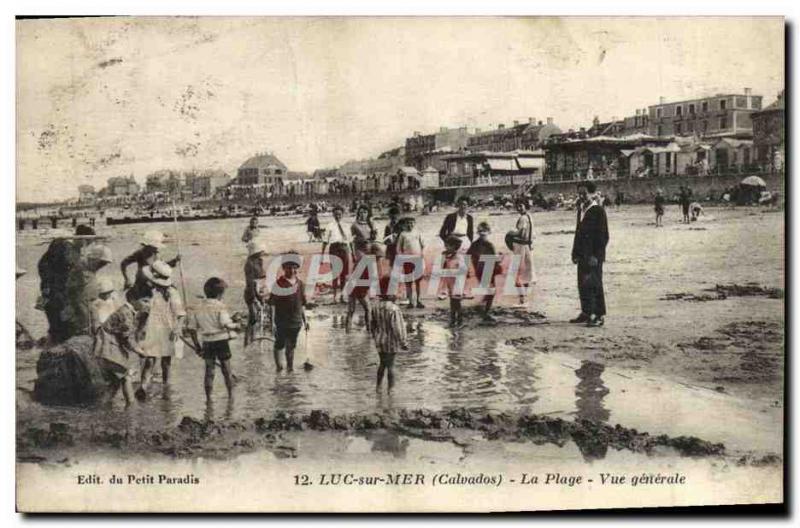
<box><xmin>512</xmin><ymin>243</ymin><xmax>536</xmax><ymax>286</ymax></box>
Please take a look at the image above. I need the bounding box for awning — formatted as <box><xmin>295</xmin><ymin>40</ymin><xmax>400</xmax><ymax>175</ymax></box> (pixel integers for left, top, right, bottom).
<box><xmin>620</xmin><ymin>149</ymin><xmax>636</xmax><ymax>157</ymax></box>
<box><xmin>516</xmin><ymin>158</ymin><xmax>541</xmax><ymax>169</ymax></box>
<box><xmin>486</xmin><ymin>158</ymin><xmax>517</xmax><ymax>171</ymax></box>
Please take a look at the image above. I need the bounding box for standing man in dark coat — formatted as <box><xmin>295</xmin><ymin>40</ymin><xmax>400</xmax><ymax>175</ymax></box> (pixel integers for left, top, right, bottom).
<box><xmin>570</xmin><ymin>181</ymin><xmax>609</xmax><ymax>327</ymax></box>
<box><xmin>438</xmin><ymin>196</ymin><xmax>474</xmax><ymax>252</ymax></box>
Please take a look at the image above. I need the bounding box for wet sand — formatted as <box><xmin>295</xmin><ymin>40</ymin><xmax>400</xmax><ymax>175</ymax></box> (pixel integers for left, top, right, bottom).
<box><xmin>16</xmin><ymin>204</ymin><xmax>784</xmax><ymax>469</ymax></box>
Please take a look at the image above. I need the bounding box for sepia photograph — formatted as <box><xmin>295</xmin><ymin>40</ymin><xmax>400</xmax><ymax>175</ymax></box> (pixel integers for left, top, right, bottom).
<box><xmin>14</xmin><ymin>15</ymin><xmax>785</xmax><ymax>512</ymax></box>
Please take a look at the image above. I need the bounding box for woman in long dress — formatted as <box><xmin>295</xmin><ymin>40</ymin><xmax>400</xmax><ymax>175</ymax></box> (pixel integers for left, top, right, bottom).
<box><xmin>137</xmin><ymin>260</ymin><xmax>185</xmax><ymax>399</ymax></box>
<box><xmin>512</xmin><ymin>199</ymin><xmax>536</xmax><ymax>306</ymax></box>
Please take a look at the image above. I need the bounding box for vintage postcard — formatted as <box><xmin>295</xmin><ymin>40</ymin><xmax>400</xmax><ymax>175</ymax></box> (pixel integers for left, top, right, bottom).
<box><xmin>15</xmin><ymin>16</ymin><xmax>785</xmax><ymax>512</ymax></box>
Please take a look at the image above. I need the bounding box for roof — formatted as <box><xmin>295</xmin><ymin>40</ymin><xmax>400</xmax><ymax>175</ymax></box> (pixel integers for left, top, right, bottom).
<box><xmin>757</xmin><ymin>91</ymin><xmax>784</xmax><ymax>113</ymax></box>
<box><xmin>238</xmin><ymin>152</ymin><xmax>288</xmax><ymax>171</ymax></box>
<box><xmin>422</xmin><ymin>166</ymin><xmax>439</xmax><ymax>173</ymax></box>
<box><xmin>78</xmin><ymin>184</ymin><xmax>95</xmax><ymax>192</ymax></box>
<box><xmin>398</xmin><ymin>167</ymin><xmax>420</xmax><ymax>176</ymax></box>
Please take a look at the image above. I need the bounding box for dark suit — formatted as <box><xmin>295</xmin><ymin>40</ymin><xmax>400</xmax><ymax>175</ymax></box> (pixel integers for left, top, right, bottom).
<box><xmin>439</xmin><ymin>212</ymin><xmax>474</xmax><ymax>243</ymax></box>
<box><xmin>572</xmin><ymin>203</ymin><xmax>609</xmax><ymax>317</ymax></box>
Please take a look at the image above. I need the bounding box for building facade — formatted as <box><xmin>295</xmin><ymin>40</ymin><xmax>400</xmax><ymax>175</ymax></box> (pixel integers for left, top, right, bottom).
<box><xmin>232</xmin><ymin>152</ymin><xmax>289</xmax><ymax>194</ymax></box>
<box><xmin>467</xmin><ymin>118</ymin><xmax>560</xmax><ymax>153</ymax></box>
<box><xmin>443</xmin><ymin>150</ymin><xmax>545</xmax><ymax>187</ymax></box>
<box><xmin>106</xmin><ymin>176</ymin><xmax>140</xmax><ymax>196</ymax></box>
<box><xmin>752</xmin><ymin>90</ymin><xmax>785</xmax><ymax>172</ymax></box>
<box><xmin>77</xmin><ymin>184</ymin><xmax>96</xmax><ymax>203</ymax></box>
<box><xmin>192</xmin><ymin>170</ymin><xmax>231</xmax><ymax>198</ymax></box>
<box><xmin>405</xmin><ymin>127</ymin><xmax>471</xmax><ymax>170</ymax></box>
<box><xmin>647</xmin><ymin>90</ymin><xmax>763</xmax><ymax>138</ymax></box>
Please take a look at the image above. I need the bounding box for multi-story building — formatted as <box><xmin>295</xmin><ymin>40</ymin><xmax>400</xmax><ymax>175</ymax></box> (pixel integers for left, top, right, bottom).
<box><xmin>232</xmin><ymin>152</ymin><xmax>288</xmax><ymax>192</ymax></box>
<box><xmin>467</xmin><ymin>118</ymin><xmax>560</xmax><ymax>153</ymax></box>
<box><xmin>192</xmin><ymin>169</ymin><xmax>231</xmax><ymax>198</ymax></box>
<box><xmin>106</xmin><ymin>176</ymin><xmax>140</xmax><ymax>196</ymax></box>
<box><xmin>77</xmin><ymin>184</ymin><xmax>96</xmax><ymax>203</ymax></box>
<box><xmin>405</xmin><ymin>127</ymin><xmax>471</xmax><ymax>169</ymax></box>
<box><xmin>647</xmin><ymin>89</ymin><xmax>763</xmax><ymax>138</ymax></box>
<box><xmin>752</xmin><ymin>90</ymin><xmax>785</xmax><ymax>171</ymax></box>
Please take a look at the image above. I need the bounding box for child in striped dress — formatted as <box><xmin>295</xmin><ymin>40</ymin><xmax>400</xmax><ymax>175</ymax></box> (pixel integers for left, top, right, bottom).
<box><xmin>369</xmin><ymin>276</ymin><xmax>408</xmax><ymax>392</ymax></box>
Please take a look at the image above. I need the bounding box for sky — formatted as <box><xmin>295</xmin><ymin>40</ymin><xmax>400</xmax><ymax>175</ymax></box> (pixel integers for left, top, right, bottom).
<box><xmin>16</xmin><ymin>16</ymin><xmax>784</xmax><ymax>202</ymax></box>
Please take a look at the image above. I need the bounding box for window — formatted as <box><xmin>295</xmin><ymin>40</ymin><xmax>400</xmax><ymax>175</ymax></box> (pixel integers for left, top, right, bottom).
<box><xmin>676</xmin><ymin>105</ymin><xmax>683</xmax><ymax>116</ymax></box>
<box><xmin>675</xmin><ymin>123</ymin><xmax>682</xmax><ymax>134</ymax></box>
<box><xmin>719</xmin><ymin>99</ymin><xmax>727</xmax><ymax>110</ymax></box>
<box><xmin>657</xmin><ymin>125</ymin><xmax>663</xmax><ymax>136</ymax></box>
<box><xmin>656</xmin><ymin>108</ymin><xmax>663</xmax><ymax>118</ymax></box>
<box><xmin>702</xmin><ymin>121</ymin><xmax>708</xmax><ymax>132</ymax></box>
<box><xmin>689</xmin><ymin>103</ymin><xmax>695</xmax><ymax>115</ymax></box>
<box><xmin>702</xmin><ymin>101</ymin><xmax>709</xmax><ymax>112</ymax></box>
<box><xmin>720</xmin><ymin>117</ymin><xmax>728</xmax><ymax>130</ymax></box>
<box><xmin>688</xmin><ymin>121</ymin><xmax>694</xmax><ymax>132</ymax></box>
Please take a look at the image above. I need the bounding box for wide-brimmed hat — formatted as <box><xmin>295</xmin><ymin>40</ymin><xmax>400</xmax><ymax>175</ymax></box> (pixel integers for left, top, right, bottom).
<box><xmin>141</xmin><ymin>230</ymin><xmax>165</xmax><ymax>249</ymax></box>
<box><xmin>142</xmin><ymin>260</ymin><xmax>173</xmax><ymax>287</ymax></box>
<box><xmin>96</xmin><ymin>276</ymin><xmax>115</xmax><ymax>294</ymax></box>
<box><xmin>87</xmin><ymin>244</ymin><xmax>113</xmax><ymax>263</ymax></box>
<box><xmin>248</xmin><ymin>239</ymin><xmax>268</xmax><ymax>256</ymax></box>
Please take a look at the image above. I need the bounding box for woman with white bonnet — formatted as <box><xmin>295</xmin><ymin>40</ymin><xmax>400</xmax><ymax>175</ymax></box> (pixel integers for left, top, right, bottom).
<box><xmin>120</xmin><ymin>230</ymin><xmax>180</xmax><ymax>299</ymax></box>
<box><xmin>136</xmin><ymin>260</ymin><xmax>186</xmax><ymax>400</ymax></box>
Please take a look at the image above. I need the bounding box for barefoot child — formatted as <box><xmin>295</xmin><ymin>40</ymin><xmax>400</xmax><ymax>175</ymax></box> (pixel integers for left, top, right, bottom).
<box><xmin>345</xmin><ymin>239</ymin><xmax>372</xmax><ymax>333</ymax></box>
<box><xmin>186</xmin><ymin>278</ymin><xmax>240</xmax><ymax>400</ymax></box>
<box><xmin>467</xmin><ymin>221</ymin><xmax>502</xmax><ymax>321</ymax></box>
<box><xmin>369</xmin><ymin>276</ymin><xmax>408</xmax><ymax>392</ymax></box>
<box><xmin>442</xmin><ymin>236</ymin><xmax>466</xmax><ymax>327</ymax></box>
<box><xmin>267</xmin><ymin>253</ymin><xmax>310</xmax><ymax>372</ymax></box>
<box><xmin>396</xmin><ymin>216</ymin><xmax>425</xmax><ymax>308</ymax></box>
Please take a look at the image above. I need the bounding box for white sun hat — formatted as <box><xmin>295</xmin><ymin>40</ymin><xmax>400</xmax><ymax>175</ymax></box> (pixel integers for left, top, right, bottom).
<box><xmin>141</xmin><ymin>230</ymin><xmax>165</xmax><ymax>249</ymax></box>
<box><xmin>87</xmin><ymin>244</ymin><xmax>113</xmax><ymax>263</ymax></box>
<box><xmin>96</xmin><ymin>276</ymin><xmax>115</xmax><ymax>294</ymax></box>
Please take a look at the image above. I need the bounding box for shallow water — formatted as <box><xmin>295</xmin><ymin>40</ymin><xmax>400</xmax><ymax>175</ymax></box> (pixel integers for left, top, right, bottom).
<box><xmin>16</xmin><ymin>207</ymin><xmax>783</xmax><ymax>458</ymax></box>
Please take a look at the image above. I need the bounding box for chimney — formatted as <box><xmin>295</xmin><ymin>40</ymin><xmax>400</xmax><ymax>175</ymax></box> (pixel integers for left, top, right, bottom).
<box><xmin>413</xmin><ymin>131</ymin><xmax>420</xmax><ymax>137</ymax></box>
<box><xmin>498</xmin><ymin>124</ymin><xmax>505</xmax><ymax>130</ymax></box>
<box><xmin>636</xmin><ymin>109</ymin><xmax>641</xmax><ymax>116</ymax></box>
<box><xmin>744</xmin><ymin>87</ymin><xmax>752</xmax><ymax>95</ymax></box>
<box><xmin>529</xmin><ymin>117</ymin><xmax>535</xmax><ymax>124</ymax></box>
<box><xmin>546</xmin><ymin>117</ymin><xmax>553</xmax><ymax>125</ymax></box>
<box><xmin>592</xmin><ymin>116</ymin><xmax>600</xmax><ymax>126</ymax></box>
<box><xmin>538</xmin><ymin>120</ymin><xmax>543</xmax><ymax>126</ymax></box>
<box><xmin>659</xmin><ymin>96</ymin><xmax>666</xmax><ymax>104</ymax></box>
<box><xmin>513</xmin><ymin>120</ymin><xmax>520</xmax><ymax>127</ymax></box>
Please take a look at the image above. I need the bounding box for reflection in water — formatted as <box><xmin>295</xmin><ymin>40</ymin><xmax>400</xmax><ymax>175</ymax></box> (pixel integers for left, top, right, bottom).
<box><xmin>572</xmin><ymin>360</ymin><xmax>611</xmax><ymax>462</ymax></box>
<box><xmin>574</xmin><ymin>360</ymin><xmax>610</xmax><ymax>423</ymax></box>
